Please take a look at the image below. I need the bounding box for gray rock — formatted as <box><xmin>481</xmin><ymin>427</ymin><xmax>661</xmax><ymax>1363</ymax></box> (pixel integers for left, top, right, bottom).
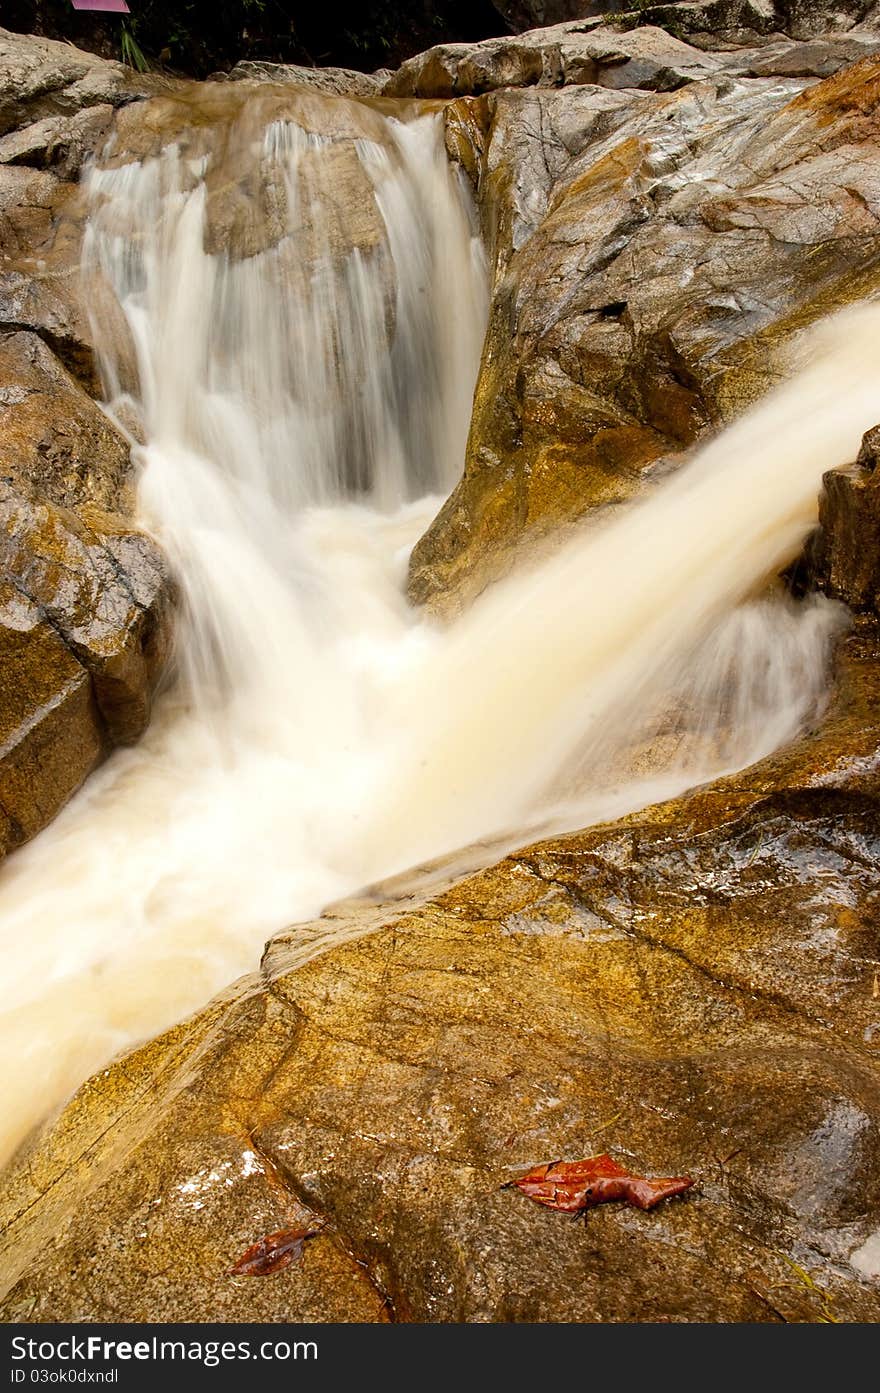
<box><xmin>383</xmin><ymin>22</ymin><xmax>725</xmax><ymax>98</ymax></box>
<box><xmin>226</xmin><ymin>60</ymin><xmax>386</xmax><ymax>99</ymax></box>
<box><xmin>0</xmin><ymin>26</ymin><xmax>164</xmax><ymax>137</ymax></box>
<box><xmin>614</xmin><ymin>1</ymin><xmax>879</xmax><ymax>47</ymax></box>
<box><xmin>0</xmin><ymin>102</ymin><xmax>113</xmax><ymax>180</ymax></box>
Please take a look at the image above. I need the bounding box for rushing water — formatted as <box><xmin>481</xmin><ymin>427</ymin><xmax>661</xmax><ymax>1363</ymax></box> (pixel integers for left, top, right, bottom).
<box><xmin>0</xmin><ymin>90</ymin><xmax>874</xmax><ymax>1168</ymax></box>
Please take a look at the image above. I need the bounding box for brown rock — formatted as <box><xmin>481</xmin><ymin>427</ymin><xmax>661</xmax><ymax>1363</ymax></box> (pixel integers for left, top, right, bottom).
<box><xmin>0</xmin><ymin>330</ymin><xmax>131</xmax><ymax>512</ymax></box>
<box><xmin>383</xmin><ymin>22</ymin><xmax>724</xmax><ymax>99</ymax></box>
<box><xmin>812</xmin><ymin>424</ymin><xmax>880</xmax><ymax>613</ymax></box>
<box><xmin>105</xmin><ymin>83</ymin><xmax>400</xmax><ymax>268</ymax></box>
<box><xmin>0</xmin><ymin>166</ymin><xmax>98</xmax><ymax>391</ymax></box>
<box><xmin>0</xmin><ymin>332</ymin><xmax>171</xmax><ymax>857</ymax></box>
<box><xmin>0</xmin><ymin>103</ymin><xmax>114</xmax><ymax>181</ymax></box>
<box><xmin>0</xmin><ymin>586</ymin><xmax>103</xmax><ymax>852</ymax></box>
<box><xmin>410</xmin><ymin>59</ymin><xmax>880</xmax><ymax>611</ymax></box>
<box><xmin>0</xmin><ymin>479</ymin><xmax>172</xmax><ymax>748</ymax></box>
<box><xmin>384</xmin><ymin>13</ymin><xmax>880</xmax><ymax>102</ymax></box>
<box><xmin>1</xmin><ymin>621</ymin><xmax>878</xmax><ymax>1322</ymax></box>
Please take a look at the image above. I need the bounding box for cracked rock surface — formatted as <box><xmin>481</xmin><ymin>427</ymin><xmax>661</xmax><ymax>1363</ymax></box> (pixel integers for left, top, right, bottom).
<box><xmin>409</xmin><ymin>53</ymin><xmax>880</xmax><ymax>611</ymax></box>
<box><xmin>0</xmin><ymin>34</ymin><xmax>175</xmax><ymax>858</ymax></box>
<box><xmin>2</xmin><ymin>17</ymin><xmax>880</xmax><ymax>1324</ymax></box>
<box><xmin>1</xmin><ymin>621</ymin><xmax>878</xmax><ymax>1321</ymax></box>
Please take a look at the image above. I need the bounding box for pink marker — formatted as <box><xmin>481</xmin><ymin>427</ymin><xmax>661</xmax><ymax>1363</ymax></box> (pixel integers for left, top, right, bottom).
<box><xmin>70</xmin><ymin>1</ymin><xmax>131</xmax><ymax>12</ymax></box>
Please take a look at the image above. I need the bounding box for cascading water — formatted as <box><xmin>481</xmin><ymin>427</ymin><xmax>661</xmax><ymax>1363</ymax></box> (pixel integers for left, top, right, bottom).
<box><xmin>0</xmin><ymin>86</ymin><xmax>874</xmax><ymax>1170</ymax></box>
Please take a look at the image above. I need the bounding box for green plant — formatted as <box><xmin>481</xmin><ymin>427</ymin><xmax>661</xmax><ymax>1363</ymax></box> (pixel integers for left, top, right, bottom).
<box><xmin>120</xmin><ymin>23</ymin><xmax>151</xmax><ymax>72</ymax></box>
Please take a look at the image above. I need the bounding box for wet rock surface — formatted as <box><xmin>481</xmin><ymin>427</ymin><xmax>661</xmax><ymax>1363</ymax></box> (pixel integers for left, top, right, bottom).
<box><xmin>0</xmin><ymin>330</ymin><xmax>130</xmax><ymax>511</ymax></box>
<box><xmin>410</xmin><ymin>56</ymin><xmax>880</xmax><ymax>610</ymax></box>
<box><xmin>1</xmin><ymin>620</ymin><xmax>878</xmax><ymax>1321</ymax></box>
<box><xmin>0</xmin><ymin>476</ymin><xmax>172</xmax><ymax>855</ymax></box>
<box><xmin>2</xmin><ymin>20</ymin><xmax>880</xmax><ymax>1326</ymax></box>
<box><xmin>102</xmin><ymin>82</ymin><xmax>408</xmax><ymax>270</ymax></box>
<box><xmin>812</xmin><ymin>425</ymin><xmax>880</xmax><ymax>615</ymax></box>
<box><xmin>0</xmin><ymin>35</ymin><xmax>176</xmax><ymax>855</ymax></box>
<box><xmin>0</xmin><ymin>164</ymin><xmax>96</xmax><ymax>391</ymax></box>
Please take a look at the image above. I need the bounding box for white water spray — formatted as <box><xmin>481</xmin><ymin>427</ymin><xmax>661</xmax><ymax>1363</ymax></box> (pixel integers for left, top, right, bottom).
<box><xmin>0</xmin><ymin>91</ymin><xmax>871</xmax><ymax>1169</ymax></box>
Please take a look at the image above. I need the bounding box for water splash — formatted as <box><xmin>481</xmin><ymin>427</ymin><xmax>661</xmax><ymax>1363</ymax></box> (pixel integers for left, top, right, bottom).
<box><xmin>0</xmin><ymin>92</ymin><xmax>869</xmax><ymax>1168</ymax></box>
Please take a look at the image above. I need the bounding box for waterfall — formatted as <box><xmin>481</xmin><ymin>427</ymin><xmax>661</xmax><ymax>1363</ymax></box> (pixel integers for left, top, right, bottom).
<box><xmin>0</xmin><ymin>88</ymin><xmax>873</xmax><ymax>1168</ymax></box>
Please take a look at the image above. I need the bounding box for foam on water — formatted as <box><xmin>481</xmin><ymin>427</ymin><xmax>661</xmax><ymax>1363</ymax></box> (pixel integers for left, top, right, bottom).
<box><xmin>0</xmin><ymin>99</ymin><xmax>870</xmax><ymax>1166</ymax></box>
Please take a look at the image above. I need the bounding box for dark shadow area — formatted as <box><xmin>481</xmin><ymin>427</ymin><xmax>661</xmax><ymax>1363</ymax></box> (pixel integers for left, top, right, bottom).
<box><xmin>2</xmin><ymin>0</ymin><xmax>512</xmax><ymax>76</ymax></box>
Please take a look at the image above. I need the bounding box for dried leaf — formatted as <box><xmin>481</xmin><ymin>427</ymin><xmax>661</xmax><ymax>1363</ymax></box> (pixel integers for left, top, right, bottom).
<box><xmin>511</xmin><ymin>1152</ymin><xmax>694</xmax><ymax>1214</ymax></box>
<box><xmin>229</xmin><ymin>1225</ymin><xmax>320</xmax><ymax>1277</ymax></box>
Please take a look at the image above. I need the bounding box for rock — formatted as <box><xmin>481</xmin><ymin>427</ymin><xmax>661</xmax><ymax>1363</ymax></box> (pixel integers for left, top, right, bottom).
<box><xmin>493</xmin><ymin>1</ymin><xmax>620</xmax><ymax>31</ymax></box>
<box><xmin>0</xmin><ymin>33</ymin><xmax>177</xmax><ymax>864</ymax></box>
<box><xmin>105</xmin><ymin>84</ymin><xmax>400</xmax><ymax>268</ymax></box>
<box><xmin>0</xmin><ymin>585</ymin><xmax>103</xmax><ymax>853</ymax></box>
<box><xmin>0</xmin><ymin>103</ymin><xmax>113</xmax><ymax>180</ymax></box>
<box><xmin>0</xmin><ymin>330</ymin><xmax>131</xmax><ymax>512</ymax></box>
<box><xmin>0</xmin><ymin>154</ymin><xmax>103</xmax><ymax>394</ymax></box>
<box><xmin>725</xmin><ymin>32</ymin><xmax>880</xmax><ymax>78</ymax></box>
<box><xmin>812</xmin><ymin>425</ymin><xmax>880</xmax><ymax>613</ymax></box>
<box><xmin>410</xmin><ymin>58</ymin><xmax>880</xmax><ymax>612</ymax></box>
<box><xmin>0</xmin><ymin>478</ymin><xmax>172</xmax><ymax>855</ymax></box>
<box><xmin>383</xmin><ymin>22</ymin><xmax>725</xmax><ymax>98</ymax></box>
<box><xmin>0</xmin><ymin>31</ymin><xmax>181</xmax><ymax>390</ymax></box>
<box><xmin>613</xmin><ymin>1</ymin><xmax>879</xmax><ymax>48</ymax></box>
<box><xmin>226</xmin><ymin>60</ymin><xmax>386</xmax><ymax>99</ymax></box>
<box><xmin>0</xmin><ymin>26</ymin><xmax>164</xmax><ymax>138</ymax></box>
<box><xmin>203</xmin><ymin>128</ymin><xmax>388</xmax><ymax>266</ymax></box>
<box><xmin>1</xmin><ymin>618</ymin><xmax>878</xmax><ymax>1322</ymax></box>
<box><xmin>382</xmin><ymin>14</ymin><xmax>880</xmax><ymax>101</ymax></box>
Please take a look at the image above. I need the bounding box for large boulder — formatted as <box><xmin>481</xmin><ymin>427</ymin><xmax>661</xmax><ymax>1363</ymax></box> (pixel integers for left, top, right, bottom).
<box><xmin>1</xmin><ymin>617</ymin><xmax>878</xmax><ymax>1321</ymax></box>
<box><xmin>0</xmin><ymin>476</ymin><xmax>172</xmax><ymax>856</ymax></box>
<box><xmin>383</xmin><ymin>22</ymin><xmax>725</xmax><ymax>98</ymax></box>
<box><xmin>410</xmin><ymin>57</ymin><xmax>880</xmax><ymax>611</ymax></box>
<box><xmin>0</xmin><ymin>35</ymin><xmax>177</xmax><ymax>856</ymax></box>
<box><xmin>0</xmin><ymin>164</ymin><xmax>97</xmax><ymax>389</ymax></box>
<box><xmin>0</xmin><ymin>31</ymin><xmax>181</xmax><ymax>393</ymax></box>
<box><xmin>0</xmin><ymin>26</ymin><xmax>164</xmax><ymax>137</ymax></box>
<box><xmin>811</xmin><ymin>425</ymin><xmax>880</xmax><ymax>614</ymax></box>
<box><xmin>225</xmin><ymin>59</ymin><xmax>387</xmax><ymax>98</ymax></box>
<box><xmin>615</xmin><ymin>2</ymin><xmax>880</xmax><ymax>47</ymax></box>
<box><xmin>383</xmin><ymin>14</ymin><xmax>880</xmax><ymax>99</ymax></box>
<box><xmin>494</xmin><ymin>1</ymin><xmax>880</xmax><ymax>38</ymax></box>
<box><xmin>103</xmin><ymin>82</ymin><xmax>402</xmax><ymax>267</ymax></box>
<box><xmin>0</xmin><ymin>330</ymin><xmax>130</xmax><ymax>510</ymax></box>
<box><xmin>0</xmin><ymin>586</ymin><xmax>102</xmax><ymax>854</ymax></box>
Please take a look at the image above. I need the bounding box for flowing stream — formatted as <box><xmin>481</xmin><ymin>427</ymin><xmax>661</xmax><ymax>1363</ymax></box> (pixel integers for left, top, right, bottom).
<box><xmin>0</xmin><ymin>90</ymin><xmax>877</xmax><ymax>1168</ymax></box>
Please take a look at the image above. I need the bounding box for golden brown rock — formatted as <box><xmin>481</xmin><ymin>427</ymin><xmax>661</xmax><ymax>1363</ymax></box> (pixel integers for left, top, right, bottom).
<box><xmin>812</xmin><ymin>425</ymin><xmax>880</xmax><ymax>614</ymax></box>
<box><xmin>0</xmin><ymin>34</ymin><xmax>179</xmax><ymax>856</ymax></box>
<box><xmin>0</xmin><ymin>479</ymin><xmax>172</xmax><ymax>746</ymax></box>
<box><xmin>0</xmin><ymin>331</ymin><xmax>131</xmax><ymax>512</ymax></box>
<box><xmin>0</xmin><ymin>167</ymin><xmax>97</xmax><ymax>390</ymax></box>
<box><xmin>410</xmin><ymin>60</ymin><xmax>880</xmax><ymax>612</ymax></box>
<box><xmin>1</xmin><ymin>621</ymin><xmax>878</xmax><ymax>1322</ymax></box>
<box><xmin>0</xmin><ymin>587</ymin><xmax>103</xmax><ymax>851</ymax></box>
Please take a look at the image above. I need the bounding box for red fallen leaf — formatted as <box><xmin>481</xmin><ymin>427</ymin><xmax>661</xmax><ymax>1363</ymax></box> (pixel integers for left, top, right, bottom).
<box><xmin>229</xmin><ymin>1225</ymin><xmax>320</xmax><ymax>1277</ymax></box>
<box><xmin>511</xmin><ymin>1153</ymin><xmax>694</xmax><ymax>1213</ymax></box>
